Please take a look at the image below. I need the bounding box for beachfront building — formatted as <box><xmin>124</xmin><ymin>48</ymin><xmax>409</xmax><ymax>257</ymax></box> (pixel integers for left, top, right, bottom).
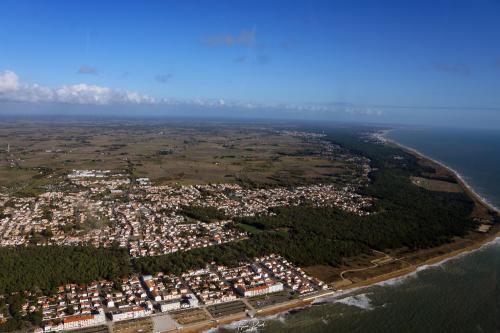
<box><xmin>43</xmin><ymin>310</ymin><xmax>105</xmax><ymax>332</ymax></box>
<box><xmin>182</xmin><ymin>294</ymin><xmax>199</xmax><ymax>308</ymax></box>
<box><xmin>62</xmin><ymin>310</ymin><xmax>106</xmax><ymax>330</ymax></box>
<box><xmin>159</xmin><ymin>299</ymin><xmax>181</xmax><ymax>312</ymax></box>
<box><xmin>108</xmin><ymin>307</ymin><xmax>151</xmax><ymax>322</ymax></box>
<box><xmin>217</xmin><ymin>263</ymin><xmax>285</xmax><ymax>297</ymax></box>
<box><xmin>235</xmin><ymin>282</ymin><xmax>284</xmax><ymax>297</ymax></box>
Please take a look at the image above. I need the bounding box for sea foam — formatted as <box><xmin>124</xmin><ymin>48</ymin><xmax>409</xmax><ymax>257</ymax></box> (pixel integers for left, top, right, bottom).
<box><xmin>312</xmin><ymin>290</ymin><xmax>375</xmax><ymax>311</ymax></box>
<box><xmin>334</xmin><ymin>293</ymin><xmax>373</xmax><ymax>310</ymax></box>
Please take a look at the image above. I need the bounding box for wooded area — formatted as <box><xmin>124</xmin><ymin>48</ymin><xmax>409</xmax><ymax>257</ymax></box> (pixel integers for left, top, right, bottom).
<box><xmin>0</xmin><ymin>246</ymin><xmax>130</xmax><ymax>294</ymax></box>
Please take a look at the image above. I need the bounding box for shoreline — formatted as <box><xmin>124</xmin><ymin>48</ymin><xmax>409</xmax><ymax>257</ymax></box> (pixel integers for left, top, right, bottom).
<box><xmin>380</xmin><ymin>128</ymin><xmax>499</xmax><ymax>214</ymax></box>
<box><xmin>174</xmin><ymin>230</ymin><xmax>499</xmax><ymax>333</ymax></box>
<box><xmin>184</xmin><ymin>231</ymin><xmax>500</xmax><ymax>333</ymax></box>
<box><xmin>172</xmin><ymin>129</ymin><xmax>500</xmax><ymax>333</ymax></box>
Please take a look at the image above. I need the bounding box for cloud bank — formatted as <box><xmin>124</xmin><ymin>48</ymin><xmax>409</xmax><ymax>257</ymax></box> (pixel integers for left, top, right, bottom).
<box><xmin>0</xmin><ymin>70</ymin><xmax>155</xmax><ymax>105</ymax></box>
<box><xmin>0</xmin><ymin>70</ymin><xmax>383</xmax><ymax>118</ymax></box>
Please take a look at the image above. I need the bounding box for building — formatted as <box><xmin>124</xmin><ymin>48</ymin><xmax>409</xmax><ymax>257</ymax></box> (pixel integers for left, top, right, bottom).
<box><xmin>63</xmin><ymin>315</ymin><xmax>95</xmax><ymax>330</ymax></box>
<box><xmin>43</xmin><ymin>322</ymin><xmax>64</xmax><ymax>332</ymax></box>
<box><xmin>44</xmin><ymin>310</ymin><xmax>106</xmax><ymax>331</ymax></box>
<box><xmin>109</xmin><ymin>307</ymin><xmax>151</xmax><ymax>322</ymax></box>
<box><xmin>235</xmin><ymin>282</ymin><xmax>283</xmax><ymax>297</ymax></box>
<box><xmin>182</xmin><ymin>294</ymin><xmax>199</xmax><ymax>308</ymax></box>
<box><xmin>159</xmin><ymin>299</ymin><xmax>181</xmax><ymax>312</ymax></box>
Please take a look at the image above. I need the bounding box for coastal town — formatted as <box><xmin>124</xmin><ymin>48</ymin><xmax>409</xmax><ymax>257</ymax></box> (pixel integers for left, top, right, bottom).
<box><xmin>0</xmin><ymin>130</ymin><xmax>373</xmax><ymax>258</ymax></box>
<box><xmin>0</xmin><ymin>172</ymin><xmax>372</xmax><ymax>257</ymax></box>
<box><xmin>2</xmin><ymin>2</ymin><xmax>499</xmax><ymax>330</ymax></box>
<box><xmin>0</xmin><ymin>130</ymin><xmax>375</xmax><ymax>332</ymax></box>
<box><xmin>1</xmin><ymin>254</ymin><xmax>330</xmax><ymax>332</ymax></box>
<box><xmin>0</xmin><ymin>124</ymin><xmax>498</xmax><ymax>333</ymax></box>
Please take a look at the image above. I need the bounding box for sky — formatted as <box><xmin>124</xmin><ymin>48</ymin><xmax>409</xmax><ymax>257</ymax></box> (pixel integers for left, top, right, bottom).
<box><xmin>0</xmin><ymin>0</ymin><xmax>500</xmax><ymax>128</ymax></box>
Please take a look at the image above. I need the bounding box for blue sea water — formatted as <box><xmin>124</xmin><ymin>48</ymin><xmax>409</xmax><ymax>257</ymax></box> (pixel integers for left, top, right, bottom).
<box><xmin>211</xmin><ymin>127</ymin><xmax>500</xmax><ymax>333</ymax></box>
<box><xmin>387</xmin><ymin>127</ymin><xmax>500</xmax><ymax>211</ymax></box>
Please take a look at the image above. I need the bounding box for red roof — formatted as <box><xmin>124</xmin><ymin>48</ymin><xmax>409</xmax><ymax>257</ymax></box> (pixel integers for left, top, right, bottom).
<box><xmin>63</xmin><ymin>314</ymin><xmax>94</xmax><ymax>324</ymax></box>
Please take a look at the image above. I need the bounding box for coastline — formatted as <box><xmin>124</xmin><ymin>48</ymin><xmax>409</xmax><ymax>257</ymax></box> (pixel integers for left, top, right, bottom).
<box><xmin>171</xmin><ymin>130</ymin><xmax>500</xmax><ymax>333</ymax></box>
<box><xmin>380</xmin><ymin>128</ymin><xmax>499</xmax><ymax>214</ymax></box>
<box><xmin>175</xmin><ymin>229</ymin><xmax>500</xmax><ymax>333</ymax></box>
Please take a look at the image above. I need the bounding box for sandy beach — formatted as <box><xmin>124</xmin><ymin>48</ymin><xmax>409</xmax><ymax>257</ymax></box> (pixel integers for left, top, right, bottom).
<box><xmin>169</xmin><ymin>131</ymin><xmax>500</xmax><ymax>333</ymax></box>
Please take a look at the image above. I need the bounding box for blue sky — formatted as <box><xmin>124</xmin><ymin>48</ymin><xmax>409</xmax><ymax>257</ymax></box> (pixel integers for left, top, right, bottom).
<box><xmin>0</xmin><ymin>0</ymin><xmax>500</xmax><ymax>127</ymax></box>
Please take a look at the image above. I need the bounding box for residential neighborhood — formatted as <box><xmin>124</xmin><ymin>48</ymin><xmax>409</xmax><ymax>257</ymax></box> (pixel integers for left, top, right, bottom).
<box><xmin>1</xmin><ymin>254</ymin><xmax>328</xmax><ymax>332</ymax></box>
<box><xmin>0</xmin><ymin>163</ymin><xmax>372</xmax><ymax>257</ymax></box>
<box><xmin>0</xmin><ymin>130</ymin><xmax>374</xmax><ymax>332</ymax></box>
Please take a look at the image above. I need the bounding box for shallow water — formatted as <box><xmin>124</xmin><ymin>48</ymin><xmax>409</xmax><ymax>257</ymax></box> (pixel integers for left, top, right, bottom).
<box><xmin>211</xmin><ymin>127</ymin><xmax>500</xmax><ymax>333</ymax></box>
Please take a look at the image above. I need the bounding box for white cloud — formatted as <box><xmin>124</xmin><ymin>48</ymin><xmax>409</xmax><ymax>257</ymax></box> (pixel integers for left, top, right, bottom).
<box><xmin>0</xmin><ymin>69</ymin><xmax>383</xmax><ymax>117</ymax></box>
<box><xmin>0</xmin><ymin>70</ymin><xmax>20</xmax><ymax>92</ymax></box>
<box><xmin>0</xmin><ymin>70</ymin><xmax>155</xmax><ymax>105</ymax></box>
<box><xmin>251</xmin><ymin>101</ymin><xmax>383</xmax><ymax>116</ymax></box>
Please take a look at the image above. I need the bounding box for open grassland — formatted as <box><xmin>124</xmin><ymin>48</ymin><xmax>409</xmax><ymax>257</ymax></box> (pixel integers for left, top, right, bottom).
<box><xmin>411</xmin><ymin>176</ymin><xmax>462</xmax><ymax>193</ymax></box>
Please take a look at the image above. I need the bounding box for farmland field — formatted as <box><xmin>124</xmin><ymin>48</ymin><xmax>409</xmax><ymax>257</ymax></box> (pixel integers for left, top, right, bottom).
<box><xmin>0</xmin><ymin>120</ymin><xmax>363</xmax><ymax>194</ymax></box>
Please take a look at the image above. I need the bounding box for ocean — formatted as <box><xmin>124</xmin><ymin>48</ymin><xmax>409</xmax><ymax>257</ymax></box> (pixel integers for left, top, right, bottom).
<box><xmin>211</xmin><ymin>127</ymin><xmax>500</xmax><ymax>333</ymax></box>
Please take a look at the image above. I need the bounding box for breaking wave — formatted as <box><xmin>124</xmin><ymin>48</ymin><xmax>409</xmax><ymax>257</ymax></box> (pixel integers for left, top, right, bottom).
<box><xmin>311</xmin><ymin>290</ymin><xmax>375</xmax><ymax>311</ymax></box>
<box><xmin>334</xmin><ymin>293</ymin><xmax>373</xmax><ymax>310</ymax></box>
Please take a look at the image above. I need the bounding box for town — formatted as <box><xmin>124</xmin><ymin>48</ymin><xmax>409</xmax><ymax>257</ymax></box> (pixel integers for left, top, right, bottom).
<box><xmin>0</xmin><ymin>129</ymin><xmax>374</xmax><ymax>332</ymax></box>
<box><xmin>2</xmin><ymin>254</ymin><xmax>329</xmax><ymax>332</ymax></box>
<box><xmin>0</xmin><ymin>133</ymin><xmax>373</xmax><ymax>257</ymax></box>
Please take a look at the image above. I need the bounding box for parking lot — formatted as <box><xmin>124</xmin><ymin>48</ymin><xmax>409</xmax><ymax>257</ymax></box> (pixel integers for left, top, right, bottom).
<box><xmin>73</xmin><ymin>325</ymin><xmax>109</xmax><ymax>333</ymax></box>
<box><xmin>207</xmin><ymin>301</ymin><xmax>248</xmax><ymax>318</ymax></box>
<box><xmin>248</xmin><ymin>291</ymin><xmax>292</xmax><ymax>309</ymax></box>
